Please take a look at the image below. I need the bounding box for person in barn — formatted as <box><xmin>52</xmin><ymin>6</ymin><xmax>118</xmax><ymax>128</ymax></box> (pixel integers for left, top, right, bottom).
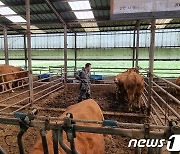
<box><xmin>75</xmin><ymin>63</ymin><xmax>92</xmax><ymax>102</ymax></box>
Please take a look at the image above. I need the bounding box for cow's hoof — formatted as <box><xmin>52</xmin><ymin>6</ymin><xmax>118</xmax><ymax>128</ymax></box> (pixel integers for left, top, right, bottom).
<box><xmin>12</xmin><ymin>90</ymin><xmax>14</xmax><ymax>93</ymax></box>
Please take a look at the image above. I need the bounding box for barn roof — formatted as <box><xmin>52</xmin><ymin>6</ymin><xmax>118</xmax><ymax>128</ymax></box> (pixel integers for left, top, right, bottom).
<box><xmin>0</xmin><ymin>0</ymin><xmax>180</xmax><ymax>34</ymax></box>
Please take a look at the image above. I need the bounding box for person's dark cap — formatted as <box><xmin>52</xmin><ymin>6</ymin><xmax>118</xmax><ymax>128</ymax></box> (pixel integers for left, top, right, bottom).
<box><xmin>85</xmin><ymin>63</ymin><xmax>91</xmax><ymax>68</ymax></box>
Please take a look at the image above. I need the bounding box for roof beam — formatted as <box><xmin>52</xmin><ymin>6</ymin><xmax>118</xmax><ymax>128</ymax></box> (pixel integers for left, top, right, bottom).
<box><xmin>44</xmin><ymin>0</ymin><xmax>66</xmax><ymax>25</ymax></box>
<box><xmin>7</xmin><ymin>20</ymin><xmax>180</xmax><ymax>27</ymax></box>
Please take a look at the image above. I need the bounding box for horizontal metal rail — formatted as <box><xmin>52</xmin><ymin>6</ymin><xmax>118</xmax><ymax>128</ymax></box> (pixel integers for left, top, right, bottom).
<box><xmin>152</xmin><ymin>89</ymin><xmax>180</xmax><ymax>120</ymax></box>
<box><xmin>0</xmin><ymin>82</ymin><xmax>29</xmax><ymax>94</ymax></box>
<box><xmin>153</xmin><ymin>74</ymin><xmax>180</xmax><ymax>90</ymax></box>
<box><xmin>151</xmin><ymin>96</ymin><xmax>170</xmax><ymax>121</ymax></box>
<box><xmin>0</xmin><ymin>89</ymin><xmax>30</xmax><ymax>104</ymax></box>
<box><xmin>0</xmin><ymin>97</ymin><xmax>29</xmax><ymax>112</ymax></box>
<box><xmin>12</xmin><ymin>103</ymin><xmax>31</xmax><ymax>113</ymax></box>
<box><xmin>152</xmin><ymin>81</ymin><xmax>180</xmax><ymax>105</ymax></box>
<box><xmin>0</xmin><ymin>117</ymin><xmax>168</xmax><ymax>139</ymax></box>
<box><xmin>33</xmin><ymin>78</ymin><xmax>62</xmax><ymax>90</ymax></box>
<box><xmin>34</xmin><ymin>85</ymin><xmax>65</xmax><ymax>102</ymax></box>
<box><xmin>151</xmin><ymin>104</ymin><xmax>164</xmax><ymax>125</ymax></box>
<box><xmin>34</xmin><ymin>82</ymin><xmax>62</xmax><ymax>97</ymax></box>
<box><xmin>0</xmin><ymin>112</ymin><xmax>169</xmax><ymax>130</ymax></box>
<box><xmin>0</xmin><ymin>70</ymin><xmax>28</xmax><ymax>77</ymax></box>
<box><xmin>0</xmin><ymin>77</ymin><xmax>29</xmax><ymax>85</ymax></box>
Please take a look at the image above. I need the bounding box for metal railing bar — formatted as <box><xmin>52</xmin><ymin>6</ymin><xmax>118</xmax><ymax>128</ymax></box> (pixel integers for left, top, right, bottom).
<box><xmin>152</xmin><ymin>81</ymin><xmax>180</xmax><ymax>105</ymax></box>
<box><xmin>0</xmin><ymin>97</ymin><xmax>29</xmax><ymax>112</ymax></box>
<box><xmin>151</xmin><ymin>96</ymin><xmax>170</xmax><ymax>121</ymax></box>
<box><xmin>34</xmin><ymin>85</ymin><xmax>64</xmax><ymax>102</ymax></box>
<box><xmin>34</xmin><ymin>82</ymin><xmax>62</xmax><ymax>97</ymax></box>
<box><xmin>152</xmin><ymin>89</ymin><xmax>180</xmax><ymax>120</ymax></box>
<box><xmin>151</xmin><ymin>104</ymin><xmax>164</xmax><ymax>125</ymax></box>
<box><xmin>0</xmin><ymin>83</ymin><xmax>29</xmax><ymax>94</ymax></box>
<box><xmin>0</xmin><ymin>90</ymin><xmax>30</xmax><ymax>104</ymax></box>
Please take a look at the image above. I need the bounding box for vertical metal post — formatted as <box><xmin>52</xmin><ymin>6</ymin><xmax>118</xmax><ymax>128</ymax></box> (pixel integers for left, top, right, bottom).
<box><xmin>148</xmin><ymin>19</ymin><xmax>156</xmax><ymax>117</ymax></box>
<box><xmin>135</xmin><ymin>20</ymin><xmax>140</xmax><ymax>68</ymax></box>
<box><xmin>24</xmin><ymin>34</ymin><xmax>28</xmax><ymax>70</ymax></box>
<box><xmin>52</xmin><ymin>130</ymin><xmax>59</xmax><ymax>154</ymax></box>
<box><xmin>3</xmin><ymin>25</ymin><xmax>9</xmax><ymax>65</ymax></box>
<box><xmin>132</xmin><ymin>29</ymin><xmax>136</xmax><ymax>67</ymax></box>
<box><xmin>26</xmin><ymin>0</ymin><xmax>34</xmax><ymax>105</ymax></box>
<box><xmin>64</xmin><ymin>24</ymin><xmax>68</xmax><ymax>82</ymax></box>
<box><xmin>74</xmin><ymin>33</ymin><xmax>77</xmax><ymax>71</ymax></box>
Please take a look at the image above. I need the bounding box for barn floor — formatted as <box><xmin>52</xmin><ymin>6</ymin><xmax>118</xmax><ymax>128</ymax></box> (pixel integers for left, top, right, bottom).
<box><xmin>0</xmin><ymin>83</ymin><xmax>178</xmax><ymax>153</ymax></box>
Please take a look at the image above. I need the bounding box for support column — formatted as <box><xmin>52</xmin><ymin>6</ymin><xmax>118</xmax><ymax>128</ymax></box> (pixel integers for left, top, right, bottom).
<box><xmin>3</xmin><ymin>25</ymin><xmax>9</xmax><ymax>65</ymax></box>
<box><xmin>23</xmin><ymin>34</ymin><xmax>28</xmax><ymax>70</ymax></box>
<box><xmin>64</xmin><ymin>24</ymin><xmax>67</xmax><ymax>82</ymax></box>
<box><xmin>26</xmin><ymin>0</ymin><xmax>34</xmax><ymax>105</ymax></box>
<box><xmin>132</xmin><ymin>29</ymin><xmax>136</xmax><ymax>67</ymax></box>
<box><xmin>74</xmin><ymin>33</ymin><xmax>77</xmax><ymax>71</ymax></box>
<box><xmin>148</xmin><ymin>19</ymin><xmax>156</xmax><ymax>117</ymax></box>
<box><xmin>135</xmin><ymin>20</ymin><xmax>140</xmax><ymax>68</ymax></box>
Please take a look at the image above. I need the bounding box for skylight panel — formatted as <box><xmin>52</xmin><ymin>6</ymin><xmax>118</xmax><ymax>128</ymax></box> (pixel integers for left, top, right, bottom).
<box><xmin>31</xmin><ymin>30</ymin><xmax>46</xmax><ymax>34</ymax></box>
<box><xmin>81</xmin><ymin>22</ymin><xmax>99</xmax><ymax>32</ymax></box>
<box><xmin>6</xmin><ymin>16</ymin><xmax>26</xmax><ymax>23</ymax></box>
<box><xmin>68</xmin><ymin>0</ymin><xmax>99</xmax><ymax>32</ymax></box>
<box><xmin>21</xmin><ymin>25</ymin><xmax>45</xmax><ymax>33</ymax></box>
<box><xmin>0</xmin><ymin>1</ymin><xmax>4</xmax><ymax>5</ymax></box>
<box><xmin>148</xmin><ymin>19</ymin><xmax>173</xmax><ymax>29</ymax></box>
<box><xmin>74</xmin><ymin>11</ymin><xmax>94</xmax><ymax>19</ymax></box>
<box><xmin>68</xmin><ymin>1</ymin><xmax>91</xmax><ymax>10</ymax></box>
<box><xmin>0</xmin><ymin>7</ymin><xmax>17</xmax><ymax>15</ymax></box>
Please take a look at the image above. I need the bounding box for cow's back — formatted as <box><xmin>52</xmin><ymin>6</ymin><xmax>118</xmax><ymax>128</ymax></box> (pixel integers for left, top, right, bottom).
<box><xmin>0</xmin><ymin>65</ymin><xmax>17</xmax><ymax>81</ymax></box>
<box><xmin>176</xmin><ymin>77</ymin><xmax>180</xmax><ymax>86</ymax></box>
<box><xmin>31</xmin><ymin>99</ymin><xmax>105</xmax><ymax>154</ymax></box>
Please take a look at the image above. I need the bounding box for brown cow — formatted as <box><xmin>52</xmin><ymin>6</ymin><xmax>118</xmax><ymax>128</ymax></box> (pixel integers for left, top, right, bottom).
<box><xmin>114</xmin><ymin>68</ymin><xmax>139</xmax><ymax>100</ymax></box>
<box><xmin>31</xmin><ymin>99</ymin><xmax>105</xmax><ymax>154</ymax></box>
<box><xmin>124</xmin><ymin>72</ymin><xmax>144</xmax><ymax>111</ymax></box>
<box><xmin>114</xmin><ymin>68</ymin><xmax>144</xmax><ymax>111</ymax></box>
<box><xmin>176</xmin><ymin>77</ymin><xmax>180</xmax><ymax>86</ymax></box>
<box><xmin>0</xmin><ymin>65</ymin><xmax>17</xmax><ymax>92</ymax></box>
<box><xmin>0</xmin><ymin>65</ymin><xmax>28</xmax><ymax>92</ymax></box>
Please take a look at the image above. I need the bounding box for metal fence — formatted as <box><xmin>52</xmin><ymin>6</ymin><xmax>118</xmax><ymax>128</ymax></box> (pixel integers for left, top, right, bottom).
<box><xmin>0</xmin><ymin>66</ymin><xmax>65</xmax><ymax>115</ymax></box>
<box><xmin>0</xmin><ymin>66</ymin><xmax>179</xmax><ymax>153</ymax></box>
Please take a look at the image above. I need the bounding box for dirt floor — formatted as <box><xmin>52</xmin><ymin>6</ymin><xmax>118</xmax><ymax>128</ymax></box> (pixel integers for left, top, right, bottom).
<box><xmin>0</xmin><ymin>83</ymin><xmax>179</xmax><ymax>154</ymax></box>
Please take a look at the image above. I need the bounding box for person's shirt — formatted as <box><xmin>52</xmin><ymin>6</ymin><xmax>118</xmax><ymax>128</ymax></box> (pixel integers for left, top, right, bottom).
<box><xmin>75</xmin><ymin>67</ymin><xmax>91</xmax><ymax>83</ymax></box>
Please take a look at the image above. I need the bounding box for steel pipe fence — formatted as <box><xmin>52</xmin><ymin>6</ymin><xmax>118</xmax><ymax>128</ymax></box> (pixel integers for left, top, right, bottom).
<box><xmin>0</xmin><ymin>66</ymin><xmax>65</xmax><ymax>115</ymax></box>
<box><xmin>30</xmin><ymin>66</ymin><xmax>180</xmax><ymax>77</ymax></box>
<box><xmin>0</xmin><ymin>109</ymin><xmax>179</xmax><ymax>154</ymax></box>
<box><xmin>0</xmin><ymin>67</ymin><xmax>179</xmax><ymax>153</ymax></box>
<box><xmin>139</xmin><ymin>67</ymin><xmax>180</xmax><ymax>127</ymax></box>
